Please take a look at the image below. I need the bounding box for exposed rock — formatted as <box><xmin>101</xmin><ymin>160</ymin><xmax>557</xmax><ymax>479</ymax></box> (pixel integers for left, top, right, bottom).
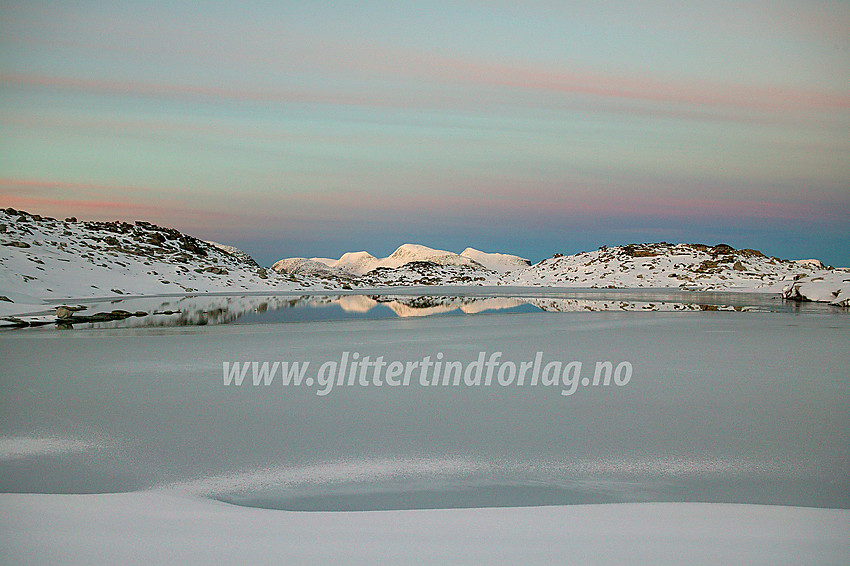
<box><xmin>712</xmin><ymin>244</ymin><xmax>735</xmax><ymax>255</ymax></box>
<box><xmin>56</xmin><ymin>306</ymin><xmax>75</xmax><ymax>318</ymax></box>
<box><xmin>622</xmin><ymin>244</ymin><xmax>659</xmax><ymax>257</ymax></box>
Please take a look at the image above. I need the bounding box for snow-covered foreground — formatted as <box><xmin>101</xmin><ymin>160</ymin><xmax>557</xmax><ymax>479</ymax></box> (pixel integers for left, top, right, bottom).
<box><xmin>1</xmin><ymin>492</ymin><xmax>847</xmax><ymax>565</ymax></box>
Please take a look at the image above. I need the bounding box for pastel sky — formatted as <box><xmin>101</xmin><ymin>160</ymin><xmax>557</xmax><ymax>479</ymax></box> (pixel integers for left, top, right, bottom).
<box><xmin>2</xmin><ymin>1</ymin><xmax>848</xmax><ymax>266</ymax></box>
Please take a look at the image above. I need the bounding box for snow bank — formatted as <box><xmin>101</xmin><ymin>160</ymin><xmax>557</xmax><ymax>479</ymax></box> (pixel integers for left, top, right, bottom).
<box><xmin>1</xmin><ymin>492</ymin><xmax>847</xmax><ymax>565</ymax></box>
<box><xmin>782</xmin><ymin>272</ymin><xmax>850</xmax><ymax>306</ymax></box>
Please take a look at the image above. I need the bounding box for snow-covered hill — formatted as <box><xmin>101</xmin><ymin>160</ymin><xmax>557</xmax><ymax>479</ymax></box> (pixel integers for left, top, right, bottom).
<box><xmin>0</xmin><ymin>208</ymin><xmax>326</xmax><ymax>318</ymax></box>
<box><xmin>508</xmin><ymin>242</ymin><xmax>807</xmax><ymax>288</ymax></box>
<box><xmin>505</xmin><ymin>242</ymin><xmax>847</xmax><ymax>306</ymax></box>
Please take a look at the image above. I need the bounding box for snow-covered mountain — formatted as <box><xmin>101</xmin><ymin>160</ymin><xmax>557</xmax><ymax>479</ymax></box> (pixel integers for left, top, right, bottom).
<box><xmin>274</xmin><ymin>244</ymin><xmax>530</xmax><ymax>279</ymax></box>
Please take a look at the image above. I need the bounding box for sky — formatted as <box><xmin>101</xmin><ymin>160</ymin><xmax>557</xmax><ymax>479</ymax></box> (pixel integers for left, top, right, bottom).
<box><xmin>1</xmin><ymin>1</ymin><xmax>848</xmax><ymax>266</ymax></box>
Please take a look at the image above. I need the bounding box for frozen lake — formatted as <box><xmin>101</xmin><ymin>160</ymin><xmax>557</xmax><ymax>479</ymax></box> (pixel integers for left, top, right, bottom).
<box><xmin>1</xmin><ymin>291</ymin><xmax>847</xmax><ymax>511</ymax></box>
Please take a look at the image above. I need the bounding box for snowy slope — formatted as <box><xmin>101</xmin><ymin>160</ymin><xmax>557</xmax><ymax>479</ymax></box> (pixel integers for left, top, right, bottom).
<box><xmin>378</xmin><ymin>244</ymin><xmax>480</xmax><ymax>269</ymax></box>
<box><xmin>332</xmin><ymin>251</ymin><xmax>380</xmax><ymax>275</ymax></box>
<box><xmin>271</xmin><ymin>257</ymin><xmax>347</xmax><ymax>278</ymax></box>
<box><xmin>205</xmin><ymin>241</ymin><xmax>260</xmax><ymax>267</ymax></box>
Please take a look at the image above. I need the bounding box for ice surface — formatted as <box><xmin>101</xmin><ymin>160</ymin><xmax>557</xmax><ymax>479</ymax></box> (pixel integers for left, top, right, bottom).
<box><xmin>1</xmin><ymin>311</ymin><xmax>847</xmax><ymax>507</ymax></box>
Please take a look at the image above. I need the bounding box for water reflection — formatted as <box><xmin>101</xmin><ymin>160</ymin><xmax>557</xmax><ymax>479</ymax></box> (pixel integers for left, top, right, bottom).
<box><xmin>4</xmin><ymin>289</ymin><xmax>839</xmax><ymax>329</ymax></box>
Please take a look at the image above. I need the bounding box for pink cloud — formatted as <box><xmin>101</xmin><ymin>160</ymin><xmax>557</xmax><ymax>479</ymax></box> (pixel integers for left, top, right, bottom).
<box><xmin>0</xmin><ymin>178</ymin><xmax>321</xmax><ymax>236</ymax></box>
<box><xmin>0</xmin><ymin>178</ymin><xmax>222</xmax><ymax>227</ymax></box>
<box><xmin>377</xmin><ymin>50</ymin><xmax>850</xmax><ymax>112</ymax></box>
<box><xmin>4</xmin><ymin>51</ymin><xmax>847</xmax><ymax>117</ymax></box>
